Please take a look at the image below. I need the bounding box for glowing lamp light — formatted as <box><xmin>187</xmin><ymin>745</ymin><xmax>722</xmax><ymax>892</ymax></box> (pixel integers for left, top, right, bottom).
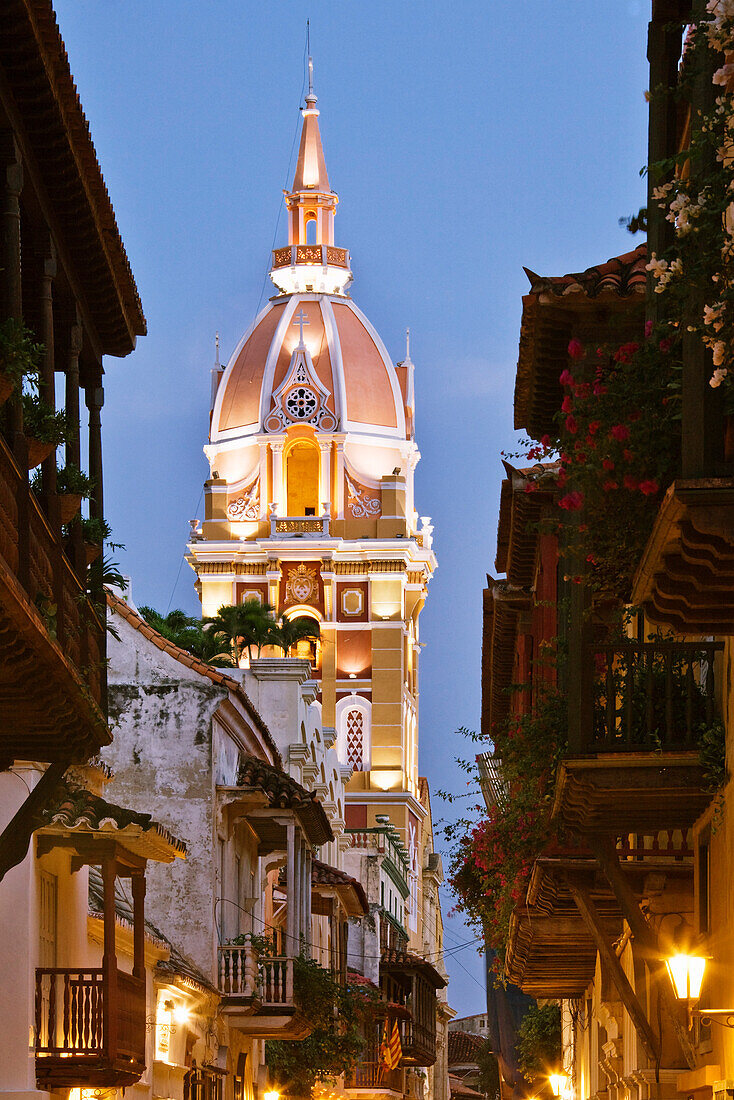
<box><xmin>172</xmin><ymin>1004</ymin><xmax>190</xmax><ymax>1025</ymax></box>
<box><xmin>264</xmin><ymin>1092</ymin><xmax>280</xmax><ymax>1100</ymax></box>
<box><xmin>666</xmin><ymin>953</ymin><xmax>707</xmax><ymax>1002</ymax></box>
<box><xmin>549</xmin><ymin>1073</ymin><xmax>569</xmax><ymax>1098</ymax></box>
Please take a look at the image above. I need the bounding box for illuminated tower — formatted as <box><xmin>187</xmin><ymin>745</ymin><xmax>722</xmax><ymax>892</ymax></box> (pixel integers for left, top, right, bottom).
<box><xmin>187</xmin><ymin>66</ymin><xmax>436</xmax><ymax>945</ymax></box>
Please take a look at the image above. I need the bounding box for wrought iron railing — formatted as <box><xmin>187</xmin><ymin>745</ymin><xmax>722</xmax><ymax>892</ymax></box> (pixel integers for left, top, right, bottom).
<box><xmin>586</xmin><ymin>640</ymin><xmax>723</xmax><ymax>751</ymax></box>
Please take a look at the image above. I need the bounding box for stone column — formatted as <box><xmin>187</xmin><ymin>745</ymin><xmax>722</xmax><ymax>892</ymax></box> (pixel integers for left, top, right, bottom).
<box><xmin>333</xmin><ymin>438</ymin><xmax>345</xmax><ymax>517</ymax></box>
<box><xmin>258</xmin><ymin>440</ymin><xmax>268</xmax><ymax>519</ymax></box>
<box><xmin>271</xmin><ymin>440</ymin><xmax>284</xmax><ymax>514</ymax></box>
<box><xmin>318</xmin><ymin>439</ymin><xmax>331</xmax><ymax>513</ymax></box>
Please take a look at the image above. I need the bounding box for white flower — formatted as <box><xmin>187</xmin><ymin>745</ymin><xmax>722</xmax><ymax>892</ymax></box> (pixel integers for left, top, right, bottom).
<box><xmin>710</xmin><ymin>367</ymin><xmax>728</xmax><ymax>388</ymax></box>
<box><xmin>704</xmin><ymin>303</ymin><xmax>725</xmax><ymax>331</ymax></box>
<box><xmin>713</xmin><ymin>341</ymin><xmax>727</xmax><ymax>366</ymax></box>
<box><xmin>646</xmin><ymin>254</ymin><xmax>668</xmax><ymax>278</ymax></box>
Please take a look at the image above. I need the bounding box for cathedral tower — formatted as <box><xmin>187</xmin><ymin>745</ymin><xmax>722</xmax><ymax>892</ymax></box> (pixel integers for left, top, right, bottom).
<box><xmin>187</xmin><ymin>70</ymin><xmax>436</xmax><ymax>944</ymax></box>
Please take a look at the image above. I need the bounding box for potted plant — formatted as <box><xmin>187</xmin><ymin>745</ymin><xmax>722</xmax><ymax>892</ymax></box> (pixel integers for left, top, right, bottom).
<box><xmin>55</xmin><ymin>464</ymin><xmax>93</xmax><ymax>523</ymax></box>
<box><xmin>31</xmin><ymin>463</ymin><xmax>93</xmax><ymax>524</ymax></box>
<box><xmin>79</xmin><ymin>516</ymin><xmax>111</xmax><ymax>564</ymax></box>
<box><xmin>21</xmin><ymin>393</ymin><xmax>69</xmax><ymax>469</ymax></box>
<box><xmin>0</xmin><ymin>318</ymin><xmax>41</xmax><ymax>405</ymax></box>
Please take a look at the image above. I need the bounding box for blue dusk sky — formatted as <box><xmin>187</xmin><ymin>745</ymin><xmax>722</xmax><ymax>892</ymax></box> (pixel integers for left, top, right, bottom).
<box><xmin>53</xmin><ymin>1</ymin><xmax>650</xmax><ymax>1014</ymax></box>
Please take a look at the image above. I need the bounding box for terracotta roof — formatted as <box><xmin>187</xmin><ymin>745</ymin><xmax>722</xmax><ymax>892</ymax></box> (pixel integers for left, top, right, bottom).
<box><xmin>515</xmin><ymin>245</ymin><xmax>646</xmax><ymax>439</ymax></box>
<box><xmin>237</xmin><ymin>755</ymin><xmax>333</xmax><ymax>846</ymax></box>
<box><xmin>524</xmin><ymin>244</ymin><xmax>647</xmax><ymax>301</ymax></box>
<box><xmin>449</xmin><ymin>1074</ymin><xmax>485</xmax><ymax>1100</ymax></box>
<box><xmin>312</xmin><ymin>858</ymin><xmax>369</xmax><ymax>914</ymax></box>
<box><xmin>380</xmin><ymin>949</ymin><xmax>447</xmax><ymax>989</ymax></box>
<box><xmin>88</xmin><ymin>866</ymin><xmax>214</xmax><ymax>993</ymax></box>
<box><xmin>1</xmin><ymin>1</ymin><xmax>145</xmax><ymax>354</ymax></box>
<box><xmin>40</xmin><ymin>781</ymin><xmax>187</xmax><ymax>863</ymax></box>
<box><xmin>107</xmin><ymin>591</ymin><xmax>281</xmax><ymax>767</ymax></box>
<box><xmin>449</xmin><ymin>1029</ymin><xmax>485</xmax><ymax>1066</ymax></box>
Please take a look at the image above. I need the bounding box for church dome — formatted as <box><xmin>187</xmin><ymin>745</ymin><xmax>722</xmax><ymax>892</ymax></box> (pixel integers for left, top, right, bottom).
<box><xmin>211</xmin><ymin>293</ymin><xmax>407</xmax><ymax>442</ymax></box>
<box><xmin>210</xmin><ymin>68</ymin><xmax>412</xmax><ymax>450</ymax></box>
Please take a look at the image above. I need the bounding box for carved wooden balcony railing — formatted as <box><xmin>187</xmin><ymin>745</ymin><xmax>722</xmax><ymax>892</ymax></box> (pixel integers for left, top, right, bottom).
<box><xmin>379</xmin><ymin>911</ymin><xmax>409</xmax><ymax>955</ymax></box>
<box><xmin>400</xmin><ymin>1015</ymin><xmax>437</xmax><ymax>1067</ymax></box>
<box><xmin>344</xmin><ymin>1063</ymin><xmax>404</xmax><ymax>1091</ymax></box>
<box><xmin>0</xmin><ymin>433</ymin><xmax>108</xmax><ymax>765</ymax></box>
<box><xmin>35</xmin><ymin>967</ymin><xmax>145</xmax><ymax>1088</ymax></box>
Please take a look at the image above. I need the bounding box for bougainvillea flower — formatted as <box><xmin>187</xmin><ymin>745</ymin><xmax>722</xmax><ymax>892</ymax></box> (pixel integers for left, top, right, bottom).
<box><xmin>561</xmin><ymin>396</ymin><xmax>574</xmax><ymax>413</ymax></box>
<box><xmin>567</xmin><ymin>338</ymin><xmax>585</xmax><ymax>360</ymax></box>
<box><xmin>610</xmin><ymin>424</ymin><xmax>630</xmax><ymax>441</ymax></box>
<box><xmin>559</xmin><ymin>369</ymin><xmax>574</xmax><ymax>386</ymax></box>
<box><xmin>603</xmin><ymin>480</ymin><xmax>619</xmax><ymax>491</ymax></box>
<box><xmin>593</xmin><ymin>383</ymin><xmax>608</xmax><ymax>396</ymax></box>
<box><xmin>645</xmin><ymin>320</ymin><xmax>654</xmax><ymax>337</ymax></box>
<box><xmin>565</xmin><ymin>415</ymin><xmax>578</xmax><ymax>434</ymax></box>
<box><xmin>558</xmin><ymin>491</ymin><xmax>584</xmax><ymax>510</ymax></box>
<box><xmin>602</xmin><ymin>458</ymin><xmax>615</xmax><ymax>471</ymax></box>
<box><xmin>613</xmin><ymin>342</ymin><xmax>640</xmax><ymax>363</ymax></box>
<box><xmin>639</xmin><ymin>479</ymin><xmax>659</xmax><ymax>496</ymax></box>
<box><xmin>659</xmin><ymin>337</ymin><xmax>673</xmax><ymax>353</ymax></box>
<box><xmin>623</xmin><ymin>448</ymin><xmax>634</xmax><ymax>462</ymax></box>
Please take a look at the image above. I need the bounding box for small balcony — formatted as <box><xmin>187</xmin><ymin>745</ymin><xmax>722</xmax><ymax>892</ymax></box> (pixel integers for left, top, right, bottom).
<box><xmin>217</xmin><ymin>940</ymin><xmax>310</xmax><ymax>1040</ymax></box>
<box><xmin>270</xmin><ymin>512</ymin><xmax>330</xmax><ymax>537</ymax></box>
<box><xmin>34</xmin><ymin>967</ymin><xmax>145</xmax><ymax>1088</ymax></box>
<box><xmin>559</xmin><ymin>640</ymin><xmax>723</xmax><ymax>834</ymax></box>
<box><xmin>344</xmin><ymin>1063</ymin><xmax>404</xmax><ymax>1094</ymax></box>
<box><xmin>272</xmin><ymin>244</ymin><xmax>350</xmax><ymax>270</ymax></box>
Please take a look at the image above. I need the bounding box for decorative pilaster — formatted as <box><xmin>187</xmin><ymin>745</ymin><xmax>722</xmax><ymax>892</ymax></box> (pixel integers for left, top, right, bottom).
<box><xmin>318</xmin><ymin>439</ymin><xmax>331</xmax><ymax>514</ymax></box>
<box><xmin>271</xmin><ymin>440</ymin><xmax>284</xmax><ymax>514</ymax></box>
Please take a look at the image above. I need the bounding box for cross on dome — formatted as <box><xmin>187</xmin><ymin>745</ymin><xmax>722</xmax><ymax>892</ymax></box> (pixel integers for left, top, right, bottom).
<box><xmin>294</xmin><ymin>308</ymin><xmax>310</xmax><ymax>347</ymax></box>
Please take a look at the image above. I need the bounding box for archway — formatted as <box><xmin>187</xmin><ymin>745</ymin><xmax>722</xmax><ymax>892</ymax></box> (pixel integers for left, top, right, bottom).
<box><xmin>286</xmin><ymin>440</ymin><xmax>319</xmax><ymax>516</ymax></box>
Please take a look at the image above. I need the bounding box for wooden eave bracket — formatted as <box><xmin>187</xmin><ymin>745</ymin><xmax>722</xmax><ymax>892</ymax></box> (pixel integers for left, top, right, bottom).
<box><xmin>591</xmin><ymin>836</ymin><xmax>697</xmax><ymax>1070</ymax></box>
<box><xmin>565</xmin><ymin>875</ymin><xmax>661</xmax><ymax>1065</ymax></box>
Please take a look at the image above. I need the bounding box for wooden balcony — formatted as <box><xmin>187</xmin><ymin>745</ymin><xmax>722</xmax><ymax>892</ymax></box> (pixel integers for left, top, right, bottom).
<box><xmin>559</xmin><ymin>640</ymin><xmax>723</xmax><ymax>834</ymax></box>
<box><xmin>379</xmin><ymin>952</ymin><xmax>446</xmax><ymax>1068</ymax></box>
<box><xmin>217</xmin><ymin>943</ymin><xmax>310</xmax><ymax>1039</ymax></box>
<box><xmin>0</xmin><ymin>433</ymin><xmax>108</xmax><ymax>766</ymax></box>
<box><xmin>506</xmin><ymin>832</ymin><xmax>693</xmax><ymax>997</ymax></box>
<box><xmin>344</xmin><ymin>1062</ymin><xmax>404</xmax><ymax>1094</ymax></box>
<box><xmin>632</xmin><ymin>478</ymin><xmax>734</xmax><ymax>634</ymax></box>
<box><xmin>35</xmin><ymin>966</ymin><xmax>145</xmax><ymax>1088</ymax></box>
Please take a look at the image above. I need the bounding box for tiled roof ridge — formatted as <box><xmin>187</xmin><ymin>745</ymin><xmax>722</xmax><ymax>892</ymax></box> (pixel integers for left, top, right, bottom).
<box><xmin>237</xmin><ymin>755</ymin><xmax>334</xmax><ymax>845</ymax></box>
<box><xmin>380</xmin><ymin>947</ymin><xmax>448</xmax><ymax>988</ymax></box>
<box><xmin>42</xmin><ymin>779</ymin><xmax>187</xmax><ymax>854</ymax></box>
<box><xmin>107</xmin><ymin>591</ymin><xmax>281</xmax><ymax>767</ymax></box>
<box><xmin>524</xmin><ymin>242</ymin><xmax>647</xmax><ymax>300</ymax></box>
<box><xmin>312</xmin><ymin>857</ymin><xmax>369</xmax><ymax>912</ymax></box>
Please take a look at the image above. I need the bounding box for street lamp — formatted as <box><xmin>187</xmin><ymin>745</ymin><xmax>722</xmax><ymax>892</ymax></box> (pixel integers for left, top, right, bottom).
<box><xmin>549</xmin><ymin>1073</ymin><xmax>569</xmax><ymax>1098</ymax></box>
<box><xmin>665</xmin><ymin>954</ymin><xmax>707</xmax><ymax>1003</ymax></box>
<box><xmin>263</xmin><ymin>1092</ymin><xmax>280</xmax><ymax>1100</ymax></box>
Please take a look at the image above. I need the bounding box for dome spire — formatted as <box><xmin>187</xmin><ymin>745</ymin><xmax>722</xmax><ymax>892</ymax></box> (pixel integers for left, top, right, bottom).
<box><xmin>269</xmin><ymin>58</ymin><xmax>352</xmax><ymax>296</ymax></box>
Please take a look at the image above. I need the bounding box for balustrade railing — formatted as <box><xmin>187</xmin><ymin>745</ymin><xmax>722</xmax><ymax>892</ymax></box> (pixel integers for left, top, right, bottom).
<box><xmin>218</xmin><ymin>942</ymin><xmax>295</xmax><ymax>1008</ymax></box>
<box><xmin>587</xmin><ymin>641</ymin><xmax>723</xmax><ymax>751</ymax></box>
<box><xmin>35</xmin><ymin>967</ymin><xmax>144</xmax><ymax>1064</ymax></box>
<box><xmin>345</xmin><ymin>1062</ymin><xmax>404</xmax><ymax>1090</ymax></box>
<box><xmin>271</xmin><ymin>514</ymin><xmax>330</xmax><ymax>537</ymax></box>
<box><xmin>271</xmin><ymin>244</ymin><xmax>349</xmax><ymax>270</ymax></box>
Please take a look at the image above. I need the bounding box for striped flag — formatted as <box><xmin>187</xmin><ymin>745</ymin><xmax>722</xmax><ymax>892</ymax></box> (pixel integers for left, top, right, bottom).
<box><xmin>380</xmin><ymin>1018</ymin><xmax>402</xmax><ymax>1070</ymax></box>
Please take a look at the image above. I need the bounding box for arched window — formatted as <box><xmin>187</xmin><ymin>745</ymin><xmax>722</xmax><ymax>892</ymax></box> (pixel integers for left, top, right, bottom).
<box><xmin>306</xmin><ymin>214</ymin><xmax>318</xmax><ymax>244</ymax></box>
<box><xmin>336</xmin><ymin>696</ymin><xmax>371</xmax><ymax>771</ymax></box>
<box><xmin>286</xmin><ymin>440</ymin><xmax>319</xmax><ymax>516</ymax></box>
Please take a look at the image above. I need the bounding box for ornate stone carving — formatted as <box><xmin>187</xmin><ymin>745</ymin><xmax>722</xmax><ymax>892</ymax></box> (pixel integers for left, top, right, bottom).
<box><xmin>226</xmin><ymin>477</ymin><xmax>260</xmax><ymax>521</ymax></box>
<box><xmin>285</xmin><ymin>562</ymin><xmax>318</xmax><ymax>604</ymax></box>
<box><xmin>345</xmin><ymin>471</ymin><xmax>380</xmax><ymax>518</ymax></box>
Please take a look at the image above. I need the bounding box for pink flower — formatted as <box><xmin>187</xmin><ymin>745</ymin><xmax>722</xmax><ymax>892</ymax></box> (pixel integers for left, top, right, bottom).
<box><xmin>523</xmin><ymin>483</ymin><xmax>537</xmax><ymax>494</ymax></box>
<box><xmin>659</xmin><ymin>337</ymin><xmax>672</xmax><ymax>353</ymax></box>
<box><xmin>540</xmin><ymin>434</ymin><xmax>551</xmax><ymax>449</ymax></box>
<box><xmin>565</xmin><ymin>415</ymin><xmax>578</xmax><ymax>435</ymax></box>
<box><xmin>559</xmin><ymin>491</ymin><xmax>584</xmax><ymax>511</ymax></box>
<box><xmin>603</xmin><ymin>480</ymin><xmax>618</xmax><ymax>492</ymax></box>
<box><xmin>614</xmin><ymin>342</ymin><xmax>640</xmax><ymax>363</ymax></box>
<box><xmin>559</xmin><ymin>369</ymin><xmax>574</xmax><ymax>386</ymax></box>
<box><xmin>573</xmin><ymin>382</ymin><xmax>591</xmax><ymax>399</ymax></box>
<box><xmin>610</xmin><ymin>424</ymin><xmax>630</xmax><ymax>442</ymax></box>
<box><xmin>593</xmin><ymin>382</ymin><xmax>608</xmax><ymax>396</ymax></box>
<box><xmin>588</xmin><ymin>420</ymin><xmax>601</xmax><ymax>435</ymax></box>
<box><xmin>602</xmin><ymin>458</ymin><xmax>615</xmax><ymax>471</ymax></box>
<box><xmin>568</xmin><ymin>339</ymin><xmax>585</xmax><ymax>360</ymax></box>
<box><xmin>639</xmin><ymin>479</ymin><xmax>659</xmax><ymax>496</ymax></box>
<box><xmin>645</xmin><ymin>320</ymin><xmax>654</xmax><ymax>338</ymax></box>
<box><xmin>561</xmin><ymin>396</ymin><xmax>574</xmax><ymax>413</ymax></box>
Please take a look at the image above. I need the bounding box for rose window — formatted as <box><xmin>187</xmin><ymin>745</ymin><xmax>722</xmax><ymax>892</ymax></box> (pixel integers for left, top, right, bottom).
<box><xmin>285</xmin><ymin>386</ymin><xmax>318</xmax><ymax>421</ymax></box>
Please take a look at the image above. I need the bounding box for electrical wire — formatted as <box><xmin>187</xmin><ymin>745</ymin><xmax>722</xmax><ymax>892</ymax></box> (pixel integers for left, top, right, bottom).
<box><xmin>165</xmin><ymin>486</ymin><xmax>203</xmax><ymax>615</ymax></box>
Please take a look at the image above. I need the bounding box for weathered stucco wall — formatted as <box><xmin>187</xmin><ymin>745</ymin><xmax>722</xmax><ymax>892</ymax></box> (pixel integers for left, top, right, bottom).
<box><xmin>106</xmin><ymin>614</ymin><xmax>227</xmax><ymax>979</ymax></box>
